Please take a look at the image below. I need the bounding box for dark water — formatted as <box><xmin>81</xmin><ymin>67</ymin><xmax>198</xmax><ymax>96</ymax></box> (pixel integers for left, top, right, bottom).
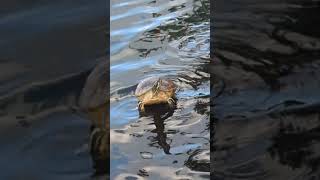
<box><xmin>110</xmin><ymin>0</ymin><xmax>210</xmax><ymax>179</ymax></box>
<box><xmin>1</xmin><ymin>0</ymin><xmax>319</xmax><ymax>179</ymax></box>
<box><xmin>213</xmin><ymin>0</ymin><xmax>320</xmax><ymax>179</ymax></box>
<box><xmin>0</xmin><ymin>0</ymin><xmax>107</xmax><ymax>179</ymax></box>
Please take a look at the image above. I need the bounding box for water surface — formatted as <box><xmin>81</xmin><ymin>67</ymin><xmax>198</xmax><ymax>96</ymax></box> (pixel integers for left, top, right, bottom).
<box><xmin>212</xmin><ymin>0</ymin><xmax>320</xmax><ymax>179</ymax></box>
<box><xmin>110</xmin><ymin>0</ymin><xmax>210</xmax><ymax>179</ymax></box>
<box><xmin>0</xmin><ymin>0</ymin><xmax>107</xmax><ymax>179</ymax></box>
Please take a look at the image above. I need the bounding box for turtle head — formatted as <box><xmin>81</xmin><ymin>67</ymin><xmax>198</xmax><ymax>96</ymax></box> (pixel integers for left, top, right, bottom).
<box><xmin>152</xmin><ymin>79</ymin><xmax>161</xmax><ymax>95</ymax></box>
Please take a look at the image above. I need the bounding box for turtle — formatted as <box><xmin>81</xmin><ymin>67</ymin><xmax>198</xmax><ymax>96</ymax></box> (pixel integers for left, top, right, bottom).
<box><xmin>78</xmin><ymin>58</ymin><xmax>109</xmax><ymax>175</ymax></box>
<box><xmin>79</xmin><ymin>58</ymin><xmax>108</xmax><ymax>129</ymax></box>
<box><xmin>135</xmin><ymin>76</ymin><xmax>177</xmax><ymax>112</ymax></box>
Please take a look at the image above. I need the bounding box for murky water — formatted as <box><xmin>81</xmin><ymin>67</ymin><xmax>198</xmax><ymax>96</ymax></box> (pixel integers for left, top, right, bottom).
<box><xmin>110</xmin><ymin>0</ymin><xmax>210</xmax><ymax>179</ymax></box>
<box><xmin>212</xmin><ymin>0</ymin><xmax>320</xmax><ymax>179</ymax></box>
<box><xmin>0</xmin><ymin>0</ymin><xmax>106</xmax><ymax>179</ymax></box>
<box><xmin>2</xmin><ymin>0</ymin><xmax>319</xmax><ymax>179</ymax></box>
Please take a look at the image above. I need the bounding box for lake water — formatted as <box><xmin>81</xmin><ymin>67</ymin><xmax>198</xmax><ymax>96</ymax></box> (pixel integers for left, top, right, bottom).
<box><xmin>213</xmin><ymin>0</ymin><xmax>320</xmax><ymax>179</ymax></box>
<box><xmin>0</xmin><ymin>0</ymin><xmax>107</xmax><ymax>179</ymax></box>
<box><xmin>110</xmin><ymin>0</ymin><xmax>210</xmax><ymax>179</ymax></box>
<box><xmin>1</xmin><ymin>0</ymin><xmax>319</xmax><ymax>179</ymax></box>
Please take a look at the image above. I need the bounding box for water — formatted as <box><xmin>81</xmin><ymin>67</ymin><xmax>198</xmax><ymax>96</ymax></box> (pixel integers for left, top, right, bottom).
<box><xmin>0</xmin><ymin>0</ymin><xmax>107</xmax><ymax>179</ymax></box>
<box><xmin>213</xmin><ymin>0</ymin><xmax>320</xmax><ymax>179</ymax></box>
<box><xmin>110</xmin><ymin>0</ymin><xmax>210</xmax><ymax>179</ymax></box>
<box><xmin>2</xmin><ymin>0</ymin><xmax>319</xmax><ymax>179</ymax></box>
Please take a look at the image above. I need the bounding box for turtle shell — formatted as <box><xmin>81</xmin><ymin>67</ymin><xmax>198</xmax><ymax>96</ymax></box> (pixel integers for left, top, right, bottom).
<box><xmin>135</xmin><ymin>76</ymin><xmax>175</xmax><ymax>96</ymax></box>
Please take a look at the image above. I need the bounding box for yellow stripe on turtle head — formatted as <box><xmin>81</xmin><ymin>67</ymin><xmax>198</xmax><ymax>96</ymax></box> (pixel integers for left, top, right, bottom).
<box><xmin>152</xmin><ymin>79</ymin><xmax>161</xmax><ymax>95</ymax></box>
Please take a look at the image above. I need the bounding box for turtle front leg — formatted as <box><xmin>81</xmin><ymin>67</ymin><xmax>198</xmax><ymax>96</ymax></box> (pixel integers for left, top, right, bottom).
<box><xmin>138</xmin><ymin>101</ymin><xmax>145</xmax><ymax>112</ymax></box>
<box><xmin>167</xmin><ymin>98</ymin><xmax>176</xmax><ymax>108</ymax></box>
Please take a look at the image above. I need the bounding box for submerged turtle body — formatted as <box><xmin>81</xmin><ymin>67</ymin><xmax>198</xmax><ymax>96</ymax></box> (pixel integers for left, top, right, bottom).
<box><xmin>135</xmin><ymin>76</ymin><xmax>177</xmax><ymax>112</ymax></box>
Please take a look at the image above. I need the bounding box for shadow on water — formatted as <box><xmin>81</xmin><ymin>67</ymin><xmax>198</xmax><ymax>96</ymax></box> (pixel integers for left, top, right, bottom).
<box><xmin>142</xmin><ymin>104</ymin><xmax>176</xmax><ymax>154</ymax></box>
<box><xmin>212</xmin><ymin>0</ymin><xmax>320</xmax><ymax>179</ymax></box>
<box><xmin>268</xmin><ymin>119</ymin><xmax>320</xmax><ymax>173</ymax></box>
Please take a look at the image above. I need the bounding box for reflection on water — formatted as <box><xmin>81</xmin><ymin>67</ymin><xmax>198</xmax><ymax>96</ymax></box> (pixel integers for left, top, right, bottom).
<box><xmin>0</xmin><ymin>0</ymin><xmax>107</xmax><ymax>179</ymax></box>
<box><xmin>213</xmin><ymin>0</ymin><xmax>320</xmax><ymax>179</ymax></box>
<box><xmin>268</xmin><ymin>119</ymin><xmax>320</xmax><ymax>173</ymax></box>
<box><xmin>143</xmin><ymin>105</ymin><xmax>175</xmax><ymax>155</ymax></box>
<box><xmin>111</xmin><ymin>0</ymin><xmax>210</xmax><ymax>179</ymax></box>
